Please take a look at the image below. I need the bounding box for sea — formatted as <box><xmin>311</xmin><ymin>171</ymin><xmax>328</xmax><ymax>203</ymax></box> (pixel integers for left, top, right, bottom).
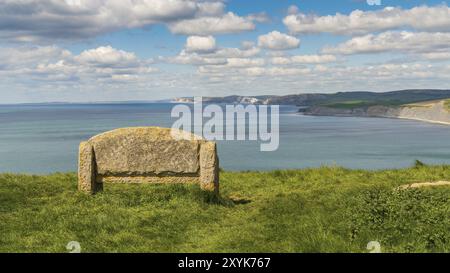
<box><xmin>0</xmin><ymin>103</ymin><xmax>449</xmax><ymax>174</ymax></box>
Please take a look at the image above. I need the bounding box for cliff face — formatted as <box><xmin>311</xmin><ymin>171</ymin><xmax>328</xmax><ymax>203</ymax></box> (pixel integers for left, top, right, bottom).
<box><xmin>304</xmin><ymin>101</ymin><xmax>450</xmax><ymax>125</ymax></box>
<box><xmin>395</xmin><ymin>101</ymin><xmax>450</xmax><ymax>125</ymax></box>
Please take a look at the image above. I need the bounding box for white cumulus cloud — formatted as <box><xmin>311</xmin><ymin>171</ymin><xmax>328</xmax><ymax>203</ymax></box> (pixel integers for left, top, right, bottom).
<box><xmin>271</xmin><ymin>54</ymin><xmax>337</xmax><ymax>64</ymax></box>
<box><xmin>257</xmin><ymin>31</ymin><xmax>300</xmax><ymax>50</ymax></box>
<box><xmin>224</xmin><ymin>58</ymin><xmax>265</xmax><ymax>68</ymax></box>
<box><xmin>74</xmin><ymin>46</ymin><xmax>141</xmax><ymax>68</ymax></box>
<box><xmin>322</xmin><ymin>31</ymin><xmax>450</xmax><ymax>55</ymax></box>
<box><xmin>168</xmin><ymin>12</ymin><xmax>255</xmax><ymax>35</ymax></box>
<box><xmin>185</xmin><ymin>36</ymin><xmax>217</xmax><ymax>53</ymax></box>
<box><xmin>283</xmin><ymin>5</ymin><xmax>450</xmax><ymax>35</ymax></box>
<box><xmin>0</xmin><ymin>45</ymin><xmax>156</xmax><ymax>84</ymax></box>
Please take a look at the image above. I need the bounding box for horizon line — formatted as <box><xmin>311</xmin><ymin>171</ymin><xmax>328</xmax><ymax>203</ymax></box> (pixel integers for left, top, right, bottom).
<box><xmin>1</xmin><ymin>88</ymin><xmax>450</xmax><ymax>106</ymax></box>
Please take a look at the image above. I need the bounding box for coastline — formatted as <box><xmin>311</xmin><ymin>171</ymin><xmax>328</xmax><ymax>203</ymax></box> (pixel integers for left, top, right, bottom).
<box><xmin>303</xmin><ymin>100</ymin><xmax>450</xmax><ymax>126</ymax></box>
<box><xmin>394</xmin><ymin>116</ymin><xmax>450</xmax><ymax>126</ymax></box>
<box><xmin>301</xmin><ymin>112</ymin><xmax>450</xmax><ymax>126</ymax></box>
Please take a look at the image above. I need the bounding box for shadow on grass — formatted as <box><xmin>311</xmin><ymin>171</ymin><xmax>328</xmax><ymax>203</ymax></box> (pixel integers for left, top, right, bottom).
<box><xmin>192</xmin><ymin>188</ymin><xmax>252</xmax><ymax>207</ymax></box>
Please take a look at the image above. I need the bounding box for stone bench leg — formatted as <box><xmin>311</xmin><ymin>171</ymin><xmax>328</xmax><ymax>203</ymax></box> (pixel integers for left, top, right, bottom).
<box><xmin>78</xmin><ymin>141</ymin><xmax>102</xmax><ymax>194</ymax></box>
<box><xmin>199</xmin><ymin>142</ymin><xmax>219</xmax><ymax>194</ymax></box>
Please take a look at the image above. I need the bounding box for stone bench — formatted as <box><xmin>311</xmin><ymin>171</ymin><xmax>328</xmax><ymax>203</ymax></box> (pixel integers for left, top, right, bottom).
<box><xmin>78</xmin><ymin>127</ymin><xmax>219</xmax><ymax>194</ymax></box>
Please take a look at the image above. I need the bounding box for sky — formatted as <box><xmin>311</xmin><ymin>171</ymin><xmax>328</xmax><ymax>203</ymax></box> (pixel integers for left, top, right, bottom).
<box><xmin>1</xmin><ymin>0</ymin><xmax>450</xmax><ymax>103</ymax></box>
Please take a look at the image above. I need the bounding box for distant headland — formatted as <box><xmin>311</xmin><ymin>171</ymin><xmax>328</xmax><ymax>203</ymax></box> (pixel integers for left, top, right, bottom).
<box><xmin>174</xmin><ymin>89</ymin><xmax>450</xmax><ymax>125</ymax></box>
<box><xmin>174</xmin><ymin>89</ymin><xmax>450</xmax><ymax>106</ymax></box>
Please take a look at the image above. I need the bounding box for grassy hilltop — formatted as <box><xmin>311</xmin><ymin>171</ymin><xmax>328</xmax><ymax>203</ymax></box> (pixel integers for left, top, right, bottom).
<box><xmin>0</xmin><ymin>165</ymin><xmax>449</xmax><ymax>253</ymax></box>
<box><xmin>322</xmin><ymin>98</ymin><xmax>450</xmax><ymax>110</ymax></box>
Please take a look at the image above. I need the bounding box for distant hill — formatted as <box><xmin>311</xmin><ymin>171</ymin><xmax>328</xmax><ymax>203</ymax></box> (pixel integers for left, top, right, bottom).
<box><xmin>174</xmin><ymin>89</ymin><xmax>450</xmax><ymax>106</ymax></box>
<box><xmin>304</xmin><ymin>99</ymin><xmax>450</xmax><ymax>125</ymax></box>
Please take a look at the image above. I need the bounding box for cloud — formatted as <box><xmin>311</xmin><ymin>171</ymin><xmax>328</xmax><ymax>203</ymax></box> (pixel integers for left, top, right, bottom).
<box><xmin>213</xmin><ymin>46</ymin><xmax>261</xmax><ymax>58</ymax></box>
<box><xmin>284</xmin><ymin>5</ymin><xmax>450</xmax><ymax>35</ymax></box>
<box><xmin>74</xmin><ymin>46</ymin><xmax>141</xmax><ymax>68</ymax></box>
<box><xmin>167</xmin><ymin>42</ymin><xmax>261</xmax><ymax>66</ymax></box>
<box><xmin>168</xmin><ymin>50</ymin><xmax>227</xmax><ymax>66</ymax></box>
<box><xmin>185</xmin><ymin>36</ymin><xmax>216</xmax><ymax>53</ymax></box>
<box><xmin>226</xmin><ymin>58</ymin><xmax>265</xmax><ymax>68</ymax></box>
<box><xmin>4</xmin><ymin>2</ymin><xmax>450</xmax><ymax>102</ymax></box>
<box><xmin>322</xmin><ymin>31</ymin><xmax>450</xmax><ymax>55</ymax></box>
<box><xmin>198</xmin><ymin>64</ymin><xmax>312</xmax><ymax>77</ymax></box>
<box><xmin>241</xmin><ymin>41</ymin><xmax>256</xmax><ymax>50</ymax></box>
<box><xmin>196</xmin><ymin>62</ymin><xmax>450</xmax><ymax>99</ymax></box>
<box><xmin>0</xmin><ymin>0</ymin><xmax>257</xmax><ymax>42</ymax></box>
<box><xmin>168</xmin><ymin>12</ymin><xmax>255</xmax><ymax>35</ymax></box>
<box><xmin>0</xmin><ymin>45</ymin><xmax>156</xmax><ymax>84</ymax></box>
<box><xmin>220</xmin><ymin>58</ymin><xmax>266</xmax><ymax>68</ymax></box>
<box><xmin>195</xmin><ymin>60</ymin><xmax>450</xmax><ymax>93</ymax></box>
<box><xmin>246</xmin><ymin>12</ymin><xmax>270</xmax><ymax>23</ymax></box>
<box><xmin>257</xmin><ymin>31</ymin><xmax>300</xmax><ymax>50</ymax></box>
<box><xmin>420</xmin><ymin>52</ymin><xmax>450</xmax><ymax>61</ymax></box>
<box><xmin>263</xmin><ymin>67</ymin><xmax>311</xmax><ymax>76</ymax></box>
<box><xmin>0</xmin><ymin>46</ymin><xmax>71</xmax><ymax>69</ymax></box>
<box><xmin>271</xmin><ymin>54</ymin><xmax>337</xmax><ymax>64</ymax></box>
<box><xmin>196</xmin><ymin>1</ymin><xmax>226</xmax><ymax>17</ymax></box>
<box><xmin>5</xmin><ymin>46</ymin><xmax>450</xmax><ymax>102</ymax></box>
<box><xmin>169</xmin><ymin>40</ymin><xmax>261</xmax><ymax>61</ymax></box>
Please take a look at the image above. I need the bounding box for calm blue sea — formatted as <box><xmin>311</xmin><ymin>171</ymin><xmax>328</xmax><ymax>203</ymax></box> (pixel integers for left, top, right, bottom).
<box><xmin>0</xmin><ymin>103</ymin><xmax>449</xmax><ymax>174</ymax></box>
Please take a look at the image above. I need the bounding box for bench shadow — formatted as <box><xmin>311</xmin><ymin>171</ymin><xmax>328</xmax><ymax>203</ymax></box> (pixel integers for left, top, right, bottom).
<box><xmin>196</xmin><ymin>190</ymin><xmax>252</xmax><ymax>207</ymax></box>
<box><xmin>228</xmin><ymin>196</ymin><xmax>252</xmax><ymax>205</ymax></box>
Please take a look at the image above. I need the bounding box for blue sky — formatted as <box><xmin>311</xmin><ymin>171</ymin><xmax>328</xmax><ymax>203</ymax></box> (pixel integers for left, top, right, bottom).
<box><xmin>0</xmin><ymin>0</ymin><xmax>450</xmax><ymax>103</ymax></box>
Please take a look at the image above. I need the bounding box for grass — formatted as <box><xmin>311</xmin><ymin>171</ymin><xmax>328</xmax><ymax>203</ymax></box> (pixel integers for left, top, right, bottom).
<box><xmin>322</xmin><ymin>100</ymin><xmax>402</xmax><ymax>109</ymax></box>
<box><xmin>323</xmin><ymin>98</ymin><xmax>450</xmax><ymax>111</ymax></box>
<box><xmin>0</xmin><ymin>165</ymin><xmax>449</xmax><ymax>253</ymax></box>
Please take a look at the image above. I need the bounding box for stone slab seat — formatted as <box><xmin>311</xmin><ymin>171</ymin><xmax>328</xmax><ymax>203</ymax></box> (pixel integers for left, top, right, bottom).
<box><xmin>78</xmin><ymin>127</ymin><xmax>219</xmax><ymax>194</ymax></box>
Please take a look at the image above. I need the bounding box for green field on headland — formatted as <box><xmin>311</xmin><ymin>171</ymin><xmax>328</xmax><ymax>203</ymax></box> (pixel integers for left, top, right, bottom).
<box><xmin>319</xmin><ymin>100</ymin><xmax>403</xmax><ymax>109</ymax></box>
<box><xmin>1</xmin><ymin>164</ymin><xmax>449</xmax><ymax>253</ymax></box>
